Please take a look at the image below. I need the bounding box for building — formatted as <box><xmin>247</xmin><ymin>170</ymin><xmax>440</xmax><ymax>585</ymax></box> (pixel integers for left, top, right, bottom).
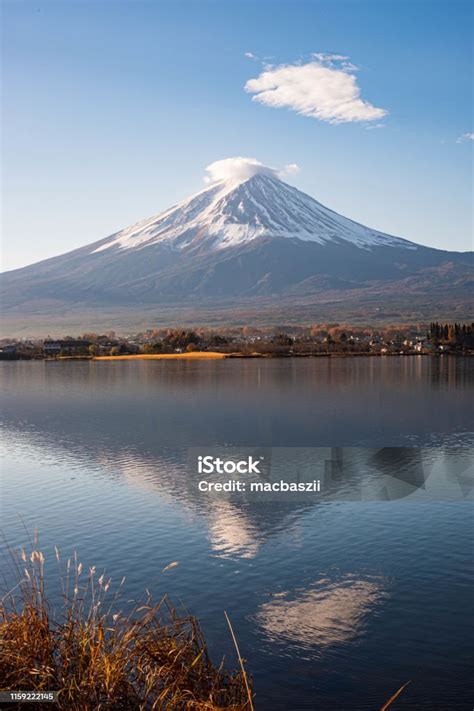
<box><xmin>0</xmin><ymin>344</ymin><xmax>18</xmax><ymax>360</ymax></box>
<box><xmin>43</xmin><ymin>339</ymin><xmax>91</xmax><ymax>356</ymax></box>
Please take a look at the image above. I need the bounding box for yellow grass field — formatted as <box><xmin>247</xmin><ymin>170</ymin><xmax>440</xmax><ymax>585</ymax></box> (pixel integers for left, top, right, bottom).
<box><xmin>93</xmin><ymin>351</ymin><xmax>230</xmax><ymax>361</ymax></box>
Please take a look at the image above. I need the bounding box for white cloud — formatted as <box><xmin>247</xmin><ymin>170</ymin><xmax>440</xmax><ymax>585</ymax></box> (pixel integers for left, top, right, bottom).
<box><xmin>280</xmin><ymin>162</ymin><xmax>300</xmax><ymax>177</ymax></box>
<box><xmin>244</xmin><ymin>55</ymin><xmax>387</xmax><ymax>124</ymax></box>
<box><xmin>204</xmin><ymin>157</ymin><xmax>300</xmax><ymax>184</ymax></box>
<box><xmin>457</xmin><ymin>132</ymin><xmax>474</xmax><ymax>143</ymax></box>
<box><xmin>314</xmin><ymin>52</ymin><xmax>349</xmax><ymax>61</ymax></box>
<box><xmin>312</xmin><ymin>52</ymin><xmax>350</xmax><ymax>65</ymax></box>
<box><xmin>244</xmin><ymin>51</ymin><xmax>256</xmax><ymax>59</ymax></box>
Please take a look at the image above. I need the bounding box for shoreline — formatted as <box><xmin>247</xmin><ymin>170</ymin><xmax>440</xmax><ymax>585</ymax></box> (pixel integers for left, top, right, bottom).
<box><xmin>92</xmin><ymin>351</ymin><xmax>470</xmax><ymax>361</ymax></box>
<box><xmin>93</xmin><ymin>351</ymin><xmax>231</xmax><ymax>360</ymax></box>
<box><xmin>1</xmin><ymin>351</ymin><xmax>471</xmax><ymax>362</ymax></box>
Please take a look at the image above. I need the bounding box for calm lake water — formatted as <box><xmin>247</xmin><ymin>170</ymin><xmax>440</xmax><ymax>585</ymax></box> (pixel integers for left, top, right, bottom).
<box><xmin>1</xmin><ymin>357</ymin><xmax>473</xmax><ymax>709</ymax></box>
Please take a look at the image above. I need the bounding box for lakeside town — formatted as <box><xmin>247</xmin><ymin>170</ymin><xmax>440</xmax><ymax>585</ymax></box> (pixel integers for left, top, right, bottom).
<box><xmin>1</xmin><ymin>322</ymin><xmax>473</xmax><ymax>360</ymax></box>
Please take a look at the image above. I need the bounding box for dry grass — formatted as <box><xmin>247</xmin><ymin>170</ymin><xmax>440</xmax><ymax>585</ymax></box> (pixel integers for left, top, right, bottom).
<box><xmin>93</xmin><ymin>352</ymin><xmax>229</xmax><ymax>361</ymax></box>
<box><xmin>0</xmin><ymin>538</ymin><xmax>253</xmax><ymax>710</ymax></box>
<box><xmin>380</xmin><ymin>680</ymin><xmax>412</xmax><ymax>710</ymax></box>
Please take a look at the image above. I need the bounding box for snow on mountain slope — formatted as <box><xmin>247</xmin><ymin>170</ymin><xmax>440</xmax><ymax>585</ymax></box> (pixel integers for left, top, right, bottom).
<box><xmin>92</xmin><ymin>170</ymin><xmax>417</xmax><ymax>256</ymax></box>
<box><xmin>2</xmin><ymin>158</ymin><xmax>472</xmax><ymax>332</ymax></box>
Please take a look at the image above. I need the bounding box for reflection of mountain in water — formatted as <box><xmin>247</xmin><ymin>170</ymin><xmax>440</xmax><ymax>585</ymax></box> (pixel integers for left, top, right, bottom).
<box><xmin>2</xmin><ymin>359</ymin><xmax>473</xmax><ymax>557</ymax></box>
<box><xmin>2</xmin><ymin>428</ymin><xmax>319</xmax><ymax>559</ymax></box>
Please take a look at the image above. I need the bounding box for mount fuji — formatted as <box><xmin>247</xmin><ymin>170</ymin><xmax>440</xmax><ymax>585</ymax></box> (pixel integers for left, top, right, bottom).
<box><xmin>2</xmin><ymin>160</ymin><xmax>472</xmax><ymax>333</ymax></box>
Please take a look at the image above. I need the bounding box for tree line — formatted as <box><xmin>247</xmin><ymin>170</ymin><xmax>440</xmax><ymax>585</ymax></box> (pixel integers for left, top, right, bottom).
<box><xmin>428</xmin><ymin>322</ymin><xmax>474</xmax><ymax>348</ymax></box>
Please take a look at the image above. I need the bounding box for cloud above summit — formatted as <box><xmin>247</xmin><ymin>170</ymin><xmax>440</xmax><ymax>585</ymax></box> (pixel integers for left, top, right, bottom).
<box><xmin>204</xmin><ymin>157</ymin><xmax>300</xmax><ymax>184</ymax></box>
<box><xmin>245</xmin><ymin>54</ymin><xmax>387</xmax><ymax>124</ymax></box>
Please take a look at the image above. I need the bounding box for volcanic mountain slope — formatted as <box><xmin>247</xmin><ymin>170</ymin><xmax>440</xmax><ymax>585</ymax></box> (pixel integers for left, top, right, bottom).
<box><xmin>1</xmin><ymin>166</ymin><xmax>472</xmax><ymax>328</ymax></box>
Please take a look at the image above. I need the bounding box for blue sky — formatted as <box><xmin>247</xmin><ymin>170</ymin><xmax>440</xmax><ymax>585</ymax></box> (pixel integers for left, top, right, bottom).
<box><xmin>2</xmin><ymin>0</ymin><xmax>472</xmax><ymax>270</ymax></box>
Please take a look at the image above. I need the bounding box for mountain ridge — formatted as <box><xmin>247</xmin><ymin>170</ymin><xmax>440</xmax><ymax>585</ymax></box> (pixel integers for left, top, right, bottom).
<box><xmin>1</xmin><ymin>167</ymin><xmax>472</xmax><ymax>334</ymax></box>
<box><xmin>87</xmin><ymin>172</ymin><xmax>419</xmax><ymax>256</ymax></box>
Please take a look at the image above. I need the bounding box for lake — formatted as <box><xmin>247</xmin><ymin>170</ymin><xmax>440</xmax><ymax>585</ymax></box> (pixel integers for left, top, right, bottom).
<box><xmin>1</xmin><ymin>357</ymin><xmax>473</xmax><ymax>709</ymax></box>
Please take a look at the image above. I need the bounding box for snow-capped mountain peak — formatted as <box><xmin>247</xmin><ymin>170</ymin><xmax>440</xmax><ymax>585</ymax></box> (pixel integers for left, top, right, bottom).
<box><xmin>92</xmin><ymin>162</ymin><xmax>416</xmax><ymax>256</ymax></box>
<box><xmin>3</xmin><ymin>158</ymin><xmax>472</xmax><ymax>332</ymax></box>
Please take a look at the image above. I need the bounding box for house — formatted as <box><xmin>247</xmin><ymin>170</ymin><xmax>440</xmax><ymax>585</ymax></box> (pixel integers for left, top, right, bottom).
<box><xmin>414</xmin><ymin>342</ymin><xmax>435</xmax><ymax>353</ymax></box>
<box><xmin>43</xmin><ymin>339</ymin><xmax>91</xmax><ymax>356</ymax></box>
<box><xmin>0</xmin><ymin>344</ymin><xmax>18</xmax><ymax>360</ymax></box>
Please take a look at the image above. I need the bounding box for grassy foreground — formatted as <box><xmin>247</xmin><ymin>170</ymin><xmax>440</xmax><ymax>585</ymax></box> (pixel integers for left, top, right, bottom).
<box><xmin>0</xmin><ymin>540</ymin><xmax>253</xmax><ymax>710</ymax></box>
